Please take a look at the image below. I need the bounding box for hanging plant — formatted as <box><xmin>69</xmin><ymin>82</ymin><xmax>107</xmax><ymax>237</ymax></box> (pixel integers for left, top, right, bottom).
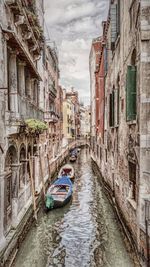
<box><xmin>25</xmin><ymin>119</ymin><xmax>48</xmax><ymax>135</ymax></box>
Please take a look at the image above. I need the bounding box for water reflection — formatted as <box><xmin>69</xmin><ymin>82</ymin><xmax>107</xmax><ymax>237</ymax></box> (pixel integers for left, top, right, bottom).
<box><xmin>14</xmin><ymin>149</ymin><xmax>134</xmax><ymax>267</ymax></box>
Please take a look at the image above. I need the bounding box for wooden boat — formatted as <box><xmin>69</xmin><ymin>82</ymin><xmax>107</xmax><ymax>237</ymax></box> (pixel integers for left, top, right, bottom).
<box><xmin>45</xmin><ymin>176</ymin><xmax>73</xmax><ymax>210</ymax></box>
<box><xmin>69</xmin><ymin>154</ymin><xmax>77</xmax><ymax>162</ymax></box>
<box><xmin>58</xmin><ymin>164</ymin><xmax>75</xmax><ymax>180</ymax></box>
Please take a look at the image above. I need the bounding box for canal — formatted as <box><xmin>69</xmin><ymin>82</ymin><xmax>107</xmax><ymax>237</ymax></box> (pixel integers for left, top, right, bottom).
<box><xmin>13</xmin><ymin>148</ymin><xmax>135</xmax><ymax>267</ymax></box>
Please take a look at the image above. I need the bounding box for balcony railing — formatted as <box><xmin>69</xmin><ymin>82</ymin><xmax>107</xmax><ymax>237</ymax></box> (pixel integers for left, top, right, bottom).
<box><xmin>18</xmin><ymin>95</ymin><xmax>44</xmax><ymax>121</ymax></box>
<box><xmin>49</xmin><ymin>84</ymin><xmax>57</xmax><ymax>98</ymax></box>
<box><xmin>44</xmin><ymin>111</ymin><xmax>58</xmax><ymax>123</ymax></box>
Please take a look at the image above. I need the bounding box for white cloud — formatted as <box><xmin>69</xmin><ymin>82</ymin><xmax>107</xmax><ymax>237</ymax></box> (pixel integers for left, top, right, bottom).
<box><xmin>44</xmin><ymin>0</ymin><xmax>109</xmax><ymax>104</ymax></box>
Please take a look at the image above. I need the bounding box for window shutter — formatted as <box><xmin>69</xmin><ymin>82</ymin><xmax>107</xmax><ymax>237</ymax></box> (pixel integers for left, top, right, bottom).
<box><xmin>104</xmin><ymin>47</ymin><xmax>108</xmax><ymax>74</ymax></box>
<box><xmin>117</xmin><ymin>88</ymin><xmax>120</xmax><ymax>125</ymax></box>
<box><xmin>112</xmin><ymin>90</ymin><xmax>115</xmax><ymax>126</ymax></box>
<box><xmin>110</xmin><ymin>4</ymin><xmax>117</xmax><ymax>45</ymax></box>
<box><xmin>109</xmin><ymin>91</ymin><xmax>115</xmax><ymax>127</ymax></box>
<box><xmin>116</xmin><ymin>0</ymin><xmax>120</xmax><ymax>36</ymax></box>
<box><xmin>109</xmin><ymin>94</ymin><xmax>112</xmax><ymax>127</ymax></box>
<box><xmin>126</xmin><ymin>66</ymin><xmax>137</xmax><ymax>121</ymax></box>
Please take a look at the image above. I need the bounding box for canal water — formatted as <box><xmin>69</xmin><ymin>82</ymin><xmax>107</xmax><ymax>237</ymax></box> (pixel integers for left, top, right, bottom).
<box><xmin>14</xmin><ymin>148</ymin><xmax>135</xmax><ymax>267</ymax></box>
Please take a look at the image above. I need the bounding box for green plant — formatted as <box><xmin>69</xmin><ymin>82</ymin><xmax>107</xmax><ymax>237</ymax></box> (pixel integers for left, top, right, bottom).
<box><xmin>25</xmin><ymin>119</ymin><xmax>48</xmax><ymax>135</ymax></box>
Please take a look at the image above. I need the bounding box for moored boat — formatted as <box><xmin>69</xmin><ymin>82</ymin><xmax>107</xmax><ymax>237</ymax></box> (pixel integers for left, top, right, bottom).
<box><xmin>58</xmin><ymin>164</ymin><xmax>75</xmax><ymax>180</ymax></box>
<box><xmin>69</xmin><ymin>154</ymin><xmax>77</xmax><ymax>162</ymax></box>
<box><xmin>45</xmin><ymin>176</ymin><xmax>73</xmax><ymax>210</ymax></box>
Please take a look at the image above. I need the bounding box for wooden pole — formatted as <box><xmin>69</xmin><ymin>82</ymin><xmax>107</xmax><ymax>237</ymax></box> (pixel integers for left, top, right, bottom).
<box><xmin>39</xmin><ymin>153</ymin><xmax>45</xmax><ymax>196</ymax></box>
<box><xmin>28</xmin><ymin>154</ymin><xmax>37</xmax><ymax>221</ymax></box>
<box><xmin>47</xmin><ymin>153</ymin><xmax>51</xmax><ymax>182</ymax></box>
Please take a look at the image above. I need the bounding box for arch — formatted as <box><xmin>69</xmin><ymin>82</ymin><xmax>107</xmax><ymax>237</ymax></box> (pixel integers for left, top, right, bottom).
<box><xmin>27</xmin><ymin>144</ymin><xmax>32</xmax><ymax>157</ymax></box>
<box><xmin>4</xmin><ymin>145</ymin><xmax>18</xmax><ymax>231</ymax></box>
<box><xmin>26</xmin><ymin>144</ymin><xmax>32</xmax><ymax>183</ymax></box>
<box><xmin>131</xmin><ymin>48</ymin><xmax>136</xmax><ymax>66</ymax></box>
<box><xmin>5</xmin><ymin>145</ymin><xmax>18</xmax><ymax>169</ymax></box>
<box><xmin>19</xmin><ymin>144</ymin><xmax>26</xmax><ymax>189</ymax></box>
<box><xmin>33</xmin><ymin>140</ymin><xmax>38</xmax><ymax>156</ymax></box>
<box><xmin>20</xmin><ymin>145</ymin><xmax>26</xmax><ymax>160</ymax></box>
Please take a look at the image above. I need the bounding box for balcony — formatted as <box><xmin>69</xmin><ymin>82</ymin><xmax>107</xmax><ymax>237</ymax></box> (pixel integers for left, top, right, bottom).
<box><xmin>44</xmin><ymin>111</ymin><xmax>58</xmax><ymax>123</ymax></box>
<box><xmin>49</xmin><ymin>84</ymin><xmax>57</xmax><ymax>98</ymax></box>
<box><xmin>7</xmin><ymin>96</ymin><xmax>44</xmax><ymax>135</ymax></box>
<box><xmin>18</xmin><ymin>95</ymin><xmax>44</xmax><ymax>121</ymax></box>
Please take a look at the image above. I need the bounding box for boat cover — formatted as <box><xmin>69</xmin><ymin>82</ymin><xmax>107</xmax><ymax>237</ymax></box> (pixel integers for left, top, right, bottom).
<box><xmin>53</xmin><ymin>176</ymin><xmax>72</xmax><ymax>187</ymax></box>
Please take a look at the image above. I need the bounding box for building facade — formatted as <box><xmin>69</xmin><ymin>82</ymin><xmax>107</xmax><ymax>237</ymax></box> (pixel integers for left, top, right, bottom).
<box><xmin>44</xmin><ymin>45</ymin><xmax>60</xmax><ymax>158</ymax></box>
<box><xmin>90</xmin><ymin>0</ymin><xmax>150</xmax><ymax>265</ymax></box>
<box><xmin>66</xmin><ymin>88</ymin><xmax>81</xmax><ymax>139</ymax></box>
<box><xmin>89</xmin><ymin>37</ymin><xmax>101</xmax><ymax>152</ymax></box>
<box><xmin>80</xmin><ymin>105</ymin><xmax>91</xmax><ymax>138</ymax></box>
<box><xmin>62</xmin><ymin>89</ymin><xmax>75</xmax><ymax>141</ymax></box>
<box><xmin>0</xmin><ymin>0</ymin><xmax>46</xmax><ymax>250</ymax></box>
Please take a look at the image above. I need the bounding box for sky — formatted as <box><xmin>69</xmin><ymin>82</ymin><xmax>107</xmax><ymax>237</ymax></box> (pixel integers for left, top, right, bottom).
<box><xmin>44</xmin><ymin>0</ymin><xmax>109</xmax><ymax>105</ymax></box>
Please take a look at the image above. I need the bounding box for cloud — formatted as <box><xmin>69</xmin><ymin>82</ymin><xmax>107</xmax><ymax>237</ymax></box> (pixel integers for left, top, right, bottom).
<box><xmin>44</xmin><ymin>0</ymin><xmax>109</xmax><ymax>104</ymax></box>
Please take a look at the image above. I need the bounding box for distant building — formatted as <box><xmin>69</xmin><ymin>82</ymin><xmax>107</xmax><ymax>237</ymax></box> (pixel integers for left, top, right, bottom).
<box><xmin>89</xmin><ymin>37</ymin><xmax>102</xmax><ymax>151</ymax></box>
<box><xmin>44</xmin><ymin>45</ymin><xmax>60</xmax><ymax>158</ymax></box>
<box><xmin>66</xmin><ymin>88</ymin><xmax>81</xmax><ymax>138</ymax></box>
<box><xmin>80</xmin><ymin>105</ymin><xmax>90</xmax><ymax>138</ymax></box>
<box><xmin>63</xmin><ymin>89</ymin><xmax>75</xmax><ymax>141</ymax></box>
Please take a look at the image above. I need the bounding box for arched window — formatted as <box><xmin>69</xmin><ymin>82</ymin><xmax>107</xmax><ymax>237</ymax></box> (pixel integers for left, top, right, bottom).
<box><xmin>4</xmin><ymin>145</ymin><xmax>18</xmax><ymax>231</ymax></box>
<box><xmin>131</xmin><ymin>48</ymin><xmax>136</xmax><ymax>66</ymax></box>
<box><xmin>19</xmin><ymin>146</ymin><xmax>26</xmax><ymax>189</ymax></box>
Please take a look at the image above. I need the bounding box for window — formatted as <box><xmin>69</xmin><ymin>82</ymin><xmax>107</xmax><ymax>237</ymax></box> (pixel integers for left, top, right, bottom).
<box><xmin>16</xmin><ymin>58</ymin><xmax>20</xmax><ymax>95</ymax></box>
<box><xmin>24</xmin><ymin>66</ymin><xmax>30</xmax><ymax>97</ymax></box>
<box><xmin>129</xmin><ymin>0</ymin><xmax>137</xmax><ymax>31</ymax></box>
<box><xmin>33</xmin><ymin>80</ymin><xmax>38</xmax><ymax>104</ymax></box>
<box><xmin>126</xmin><ymin>65</ymin><xmax>137</xmax><ymax>121</ymax></box>
<box><xmin>109</xmin><ymin>90</ymin><xmax>115</xmax><ymax>127</ymax></box>
<box><xmin>105</xmin><ymin>149</ymin><xmax>107</xmax><ymax>163</ymax></box>
<box><xmin>110</xmin><ymin>0</ymin><xmax>120</xmax><ymax>50</ymax></box>
<box><xmin>7</xmin><ymin>48</ymin><xmax>10</xmax><ymax>111</ymax></box>
<box><xmin>129</xmin><ymin>162</ymin><xmax>136</xmax><ymax>201</ymax></box>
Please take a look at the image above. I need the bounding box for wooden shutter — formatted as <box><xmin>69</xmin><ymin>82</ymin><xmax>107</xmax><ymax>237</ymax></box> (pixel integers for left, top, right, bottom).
<box><xmin>110</xmin><ymin>4</ymin><xmax>117</xmax><ymax>45</ymax></box>
<box><xmin>112</xmin><ymin>90</ymin><xmax>115</xmax><ymax>126</ymax></box>
<box><xmin>117</xmin><ymin>0</ymin><xmax>120</xmax><ymax>36</ymax></box>
<box><xmin>109</xmin><ymin>93</ymin><xmax>112</xmax><ymax>127</ymax></box>
<box><xmin>104</xmin><ymin>47</ymin><xmax>108</xmax><ymax>74</ymax></box>
<box><xmin>117</xmin><ymin>88</ymin><xmax>120</xmax><ymax>125</ymax></box>
<box><xmin>109</xmin><ymin>91</ymin><xmax>115</xmax><ymax>127</ymax></box>
<box><xmin>126</xmin><ymin>66</ymin><xmax>137</xmax><ymax>121</ymax></box>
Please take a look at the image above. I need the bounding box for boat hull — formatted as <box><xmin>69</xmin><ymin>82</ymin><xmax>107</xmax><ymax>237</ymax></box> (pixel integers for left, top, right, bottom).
<box><xmin>53</xmin><ymin>194</ymin><xmax>72</xmax><ymax>208</ymax></box>
<box><xmin>45</xmin><ymin>176</ymin><xmax>73</xmax><ymax>211</ymax></box>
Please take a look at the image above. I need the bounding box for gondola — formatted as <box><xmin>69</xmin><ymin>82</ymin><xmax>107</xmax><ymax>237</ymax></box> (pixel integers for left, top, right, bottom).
<box><xmin>58</xmin><ymin>164</ymin><xmax>75</xmax><ymax>180</ymax></box>
<box><xmin>45</xmin><ymin>176</ymin><xmax>73</xmax><ymax>210</ymax></box>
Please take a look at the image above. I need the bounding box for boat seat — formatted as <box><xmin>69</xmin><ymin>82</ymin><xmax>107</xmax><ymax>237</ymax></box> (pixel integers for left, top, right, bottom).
<box><xmin>52</xmin><ymin>192</ymin><xmax>67</xmax><ymax>195</ymax></box>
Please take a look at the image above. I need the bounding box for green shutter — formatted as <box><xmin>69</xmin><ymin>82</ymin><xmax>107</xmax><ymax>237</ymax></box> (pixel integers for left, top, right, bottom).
<box><xmin>126</xmin><ymin>66</ymin><xmax>137</xmax><ymax>121</ymax></box>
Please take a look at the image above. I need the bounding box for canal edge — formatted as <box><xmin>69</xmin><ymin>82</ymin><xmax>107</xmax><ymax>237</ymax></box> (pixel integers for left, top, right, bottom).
<box><xmin>91</xmin><ymin>157</ymin><xmax>141</xmax><ymax>267</ymax></box>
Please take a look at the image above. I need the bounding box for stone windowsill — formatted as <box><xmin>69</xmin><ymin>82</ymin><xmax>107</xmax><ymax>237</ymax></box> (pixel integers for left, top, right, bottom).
<box><xmin>126</xmin><ymin>120</ymin><xmax>137</xmax><ymax>125</ymax></box>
